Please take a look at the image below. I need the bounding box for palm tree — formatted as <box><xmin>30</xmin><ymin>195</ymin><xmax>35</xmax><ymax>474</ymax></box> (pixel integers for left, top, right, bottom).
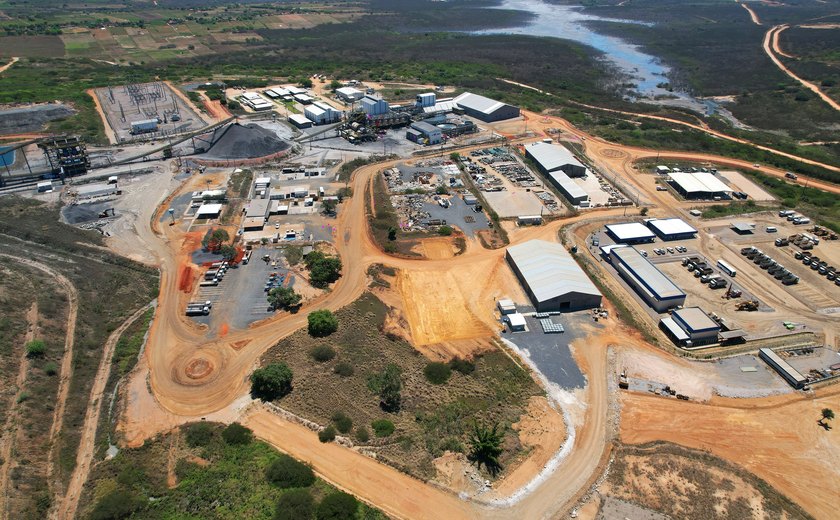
<box><xmin>820</xmin><ymin>408</ymin><xmax>834</xmax><ymax>426</ymax></box>
<box><xmin>468</xmin><ymin>422</ymin><xmax>504</xmax><ymax>476</ymax></box>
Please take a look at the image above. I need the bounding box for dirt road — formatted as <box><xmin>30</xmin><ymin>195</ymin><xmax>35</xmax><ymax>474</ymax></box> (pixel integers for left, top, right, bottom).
<box><xmin>763</xmin><ymin>25</ymin><xmax>840</xmax><ymax>112</ymax></box>
<box><xmin>86</xmin><ymin>89</ymin><xmax>118</xmax><ymax>145</ymax></box>
<box><xmin>770</xmin><ymin>24</ymin><xmax>796</xmax><ymax>58</ymax></box>
<box><xmin>55</xmin><ymin>303</ymin><xmax>154</xmax><ymax>520</ymax></box>
<box><xmin>737</xmin><ymin>1</ymin><xmax>762</xmax><ymax>25</ymax></box>
<box><xmin>0</xmin><ymin>57</ymin><xmax>18</xmax><ymax>75</ymax></box>
<box><xmin>0</xmin><ymin>303</ymin><xmax>36</xmax><ymax>519</ymax></box>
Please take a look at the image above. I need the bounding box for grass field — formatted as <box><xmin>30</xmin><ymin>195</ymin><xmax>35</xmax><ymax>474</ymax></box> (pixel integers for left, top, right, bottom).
<box><xmin>78</xmin><ymin>422</ymin><xmax>386</xmax><ymax>520</ymax></box>
<box><xmin>260</xmin><ymin>292</ymin><xmax>542</xmax><ymax>481</ymax></box>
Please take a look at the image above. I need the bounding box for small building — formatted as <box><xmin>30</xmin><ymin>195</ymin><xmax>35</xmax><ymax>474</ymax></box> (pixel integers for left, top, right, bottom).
<box><xmin>335</xmin><ymin>86</ymin><xmax>364</xmax><ymax>102</ymax></box>
<box><xmin>407</xmin><ymin>121</ymin><xmax>442</xmax><ymax>145</ymax></box>
<box><xmin>524</xmin><ymin>142</ymin><xmax>587</xmax><ymax>178</ymax></box>
<box><xmin>506</xmin><ymin>239</ymin><xmax>602</xmax><ymax>312</ymax></box>
<box><xmin>255</xmin><ymin>176</ymin><xmax>271</xmax><ymax>189</ymax></box>
<box><xmin>36</xmin><ymin>181</ymin><xmax>53</xmax><ymax>193</ymax></box>
<box><xmin>245</xmin><ymin>198</ymin><xmax>271</xmax><ymax>219</ymax></box>
<box><xmin>647</xmin><ymin>218</ymin><xmax>697</xmax><ymax>241</ymax></box>
<box><xmin>452</xmin><ymin>92</ymin><xmax>520</xmax><ymax>122</ymax></box>
<box><xmin>294</xmin><ymin>93</ymin><xmax>314</xmax><ymax>105</ymax></box>
<box><xmin>547</xmin><ymin>170</ymin><xmax>588</xmax><ymax>206</ymax></box>
<box><xmin>731</xmin><ymin>222</ymin><xmax>755</xmax><ymax>235</ymax></box>
<box><xmin>759</xmin><ymin>348</ymin><xmax>807</xmax><ymax>389</ymax></box>
<box><xmin>240</xmin><ymin>92</ymin><xmax>273</xmax><ymax>111</ymax></box>
<box><xmin>243</xmin><ymin>216</ymin><xmax>265</xmax><ymax>231</ymax></box>
<box><xmin>655</xmin><ymin>165</ymin><xmax>670</xmax><ymax>175</ymax></box>
<box><xmin>288</xmin><ymin>114</ymin><xmax>313</xmax><ymax>129</ymax></box>
<box><xmin>497</xmin><ymin>299</ymin><xmax>517</xmax><ymax>315</ymax></box>
<box><xmin>75</xmin><ymin>183</ymin><xmax>118</xmax><ymax>199</ymax></box>
<box><xmin>416</xmin><ymin>92</ymin><xmax>437</xmax><ymax>108</ymax></box>
<box><xmin>507</xmin><ymin>313</ymin><xmax>527</xmax><ymax>332</ymax></box>
<box><xmin>660</xmin><ymin>307</ymin><xmax>720</xmax><ymax>347</ymax></box>
<box><xmin>605</xmin><ymin>222</ymin><xmax>656</xmax><ymax>244</ymax></box>
<box><xmin>609</xmin><ymin>247</ymin><xmax>686</xmax><ymax>312</ymax></box>
<box><xmin>130</xmin><ymin>119</ymin><xmax>158</xmax><ymax>135</ymax></box>
<box><xmin>195</xmin><ymin>203</ymin><xmax>223</xmax><ymax>219</ymax></box>
<box><xmin>669</xmin><ymin>171</ymin><xmax>733</xmax><ymax>199</ymax></box>
<box><xmin>463</xmin><ymin>194</ymin><xmax>478</xmax><ymax>205</ymax></box>
<box><xmin>360</xmin><ymin>95</ymin><xmax>389</xmax><ymax>116</ymax></box>
<box><xmin>304</xmin><ymin>102</ymin><xmax>342</xmax><ymax>125</ymax></box>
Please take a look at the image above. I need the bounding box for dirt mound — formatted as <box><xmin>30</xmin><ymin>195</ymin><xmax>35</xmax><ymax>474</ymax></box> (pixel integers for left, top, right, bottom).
<box><xmin>201</xmin><ymin>123</ymin><xmax>290</xmax><ymax>159</ymax></box>
<box><xmin>0</xmin><ymin>103</ymin><xmax>76</xmax><ymax>135</ymax></box>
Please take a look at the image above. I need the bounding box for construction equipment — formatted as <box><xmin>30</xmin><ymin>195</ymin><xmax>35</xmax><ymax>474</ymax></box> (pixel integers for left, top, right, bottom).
<box><xmin>725</xmin><ymin>283</ymin><xmax>742</xmax><ymax>299</ymax></box>
<box><xmin>736</xmin><ymin>300</ymin><xmax>759</xmax><ymax>311</ymax></box>
<box><xmin>98</xmin><ymin>208</ymin><xmax>115</xmax><ymax>218</ymax></box>
<box><xmin>618</xmin><ymin>370</ymin><xmax>629</xmax><ymax>390</ymax></box>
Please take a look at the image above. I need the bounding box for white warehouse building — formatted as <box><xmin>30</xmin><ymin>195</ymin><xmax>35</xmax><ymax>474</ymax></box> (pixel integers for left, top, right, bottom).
<box><xmin>360</xmin><ymin>95</ymin><xmax>389</xmax><ymax>116</ymax></box>
<box><xmin>506</xmin><ymin>240</ymin><xmax>602</xmax><ymax>312</ymax></box>
<box><xmin>304</xmin><ymin>102</ymin><xmax>342</xmax><ymax>125</ymax></box>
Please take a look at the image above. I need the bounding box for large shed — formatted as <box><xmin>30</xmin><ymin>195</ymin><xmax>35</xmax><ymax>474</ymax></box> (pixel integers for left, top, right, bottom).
<box><xmin>609</xmin><ymin>247</ymin><xmax>686</xmax><ymax>312</ymax></box>
<box><xmin>453</xmin><ymin>92</ymin><xmax>520</xmax><ymax>122</ymax></box>
<box><xmin>506</xmin><ymin>240</ymin><xmax>602</xmax><ymax>312</ymax></box>
<box><xmin>660</xmin><ymin>307</ymin><xmax>720</xmax><ymax>347</ymax></box>
<box><xmin>647</xmin><ymin>218</ymin><xmax>697</xmax><ymax>240</ymax></box>
<box><xmin>524</xmin><ymin>142</ymin><xmax>587</xmax><ymax>178</ymax></box>
<box><xmin>605</xmin><ymin>222</ymin><xmax>656</xmax><ymax>244</ymax></box>
<box><xmin>669</xmin><ymin>171</ymin><xmax>733</xmax><ymax>199</ymax></box>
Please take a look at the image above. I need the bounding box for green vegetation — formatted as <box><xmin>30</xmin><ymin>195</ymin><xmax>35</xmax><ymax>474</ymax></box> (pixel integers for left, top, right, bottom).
<box><xmin>468</xmin><ymin>422</ymin><xmax>504</xmax><ymax>476</ymax></box>
<box><xmin>368</xmin><ymin>363</ymin><xmax>402</xmax><ymax>413</ymax></box>
<box><xmin>112</xmin><ymin>307</ymin><xmax>154</xmax><ymax>376</ymax></box>
<box><xmin>316</xmin><ymin>492</ymin><xmax>359</xmax><ymax>520</ymax></box>
<box><xmin>221</xmin><ymin>423</ymin><xmax>253</xmax><ymax>446</ymax></box>
<box><xmin>318</xmin><ymin>425</ymin><xmax>337</xmax><ymax>443</ymax></box>
<box><xmin>371</xmin><ymin>419</ymin><xmax>395</xmax><ymax>438</ymax></box>
<box><xmin>282</xmin><ymin>245</ymin><xmax>304</xmax><ymax>266</ymax></box>
<box><xmin>308</xmin><ymin>310</ymin><xmax>338</xmax><ymax>338</ymax></box>
<box><xmin>267</xmin><ymin>287</ymin><xmax>302</xmax><ymax>311</ymax></box>
<box><xmin>449</xmin><ymin>358</ymin><xmax>475</xmax><ymax>375</ymax></box>
<box><xmin>305</xmin><ymin>251</ymin><xmax>342</xmax><ymax>288</ymax></box>
<box><xmin>79</xmin><ymin>422</ymin><xmax>384</xmax><ymax>519</ymax></box>
<box><xmin>25</xmin><ymin>339</ymin><xmax>46</xmax><ymax>358</ymax></box>
<box><xmin>266</xmin><ymin>454</ymin><xmax>316</xmax><ymax>489</ymax></box>
<box><xmin>700</xmin><ymin>200</ymin><xmax>771</xmax><ymax>219</ymax></box>
<box><xmin>355</xmin><ymin>426</ymin><xmax>370</xmax><ymax>443</ymax></box>
<box><xmin>185</xmin><ymin>422</ymin><xmax>214</xmax><ymax>448</ymax></box>
<box><xmin>437</xmin><ymin>225</ymin><xmax>453</xmax><ymax>237</ymax></box>
<box><xmin>250</xmin><ymin>362</ymin><xmax>294</xmax><ymax>401</ymax></box>
<box><xmin>43</xmin><ymin>361</ymin><xmax>58</xmax><ymax>376</ymax></box>
<box><xmin>333</xmin><ymin>362</ymin><xmax>354</xmax><ymax>377</ymax></box>
<box><xmin>331</xmin><ymin>411</ymin><xmax>353</xmax><ymax>434</ymax></box>
<box><xmin>202</xmin><ymin>228</ymin><xmax>230</xmax><ymax>252</ymax></box>
<box><xmin>423</xmin><ymin>362</ymin><xmax>452</xmax><ymax>385</ymax></box>
<box><xmin>310</xmin><ymin>344</ymin><xmax>336</xmax><ymax>363</ymax></box>
<box><xmin>338</xmin><ymin>155</ymin><xmax>394</xmax><ymax>183</ymax></box>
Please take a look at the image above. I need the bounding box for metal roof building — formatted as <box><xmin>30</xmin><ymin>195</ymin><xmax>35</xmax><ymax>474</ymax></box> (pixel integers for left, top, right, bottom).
<box><xmin>548</xmin><ymin>170</ymin><xmax>589</xmax><ymax>205</ymax></box>
<box><xmin>335</xmin><ymin>86</ymin><xmax>363</xmax><ymax>102</ymax></box>
<box><xmin>609</xmin><ymin>247</ymin><xmax>686</xmax><ymax>312</ymax></box>
<box><xmin>245</xmin><ymin>198</ymin><xmax>271</xmax><ymax>219</ymax></box>
<box><xmin>669</xmin><ymin>171</ymin><xmax>733</xmax><ymax>199</ymax></box>
<box><xmin>524</xmin><ymin>142</ymin><xmax>587</xmax><ymax>178</ymax></box>
<box><xmin>647</xmin><ymin>218</ymin><xmax>697</xmax><ymax>240</ymax></box>
<box><xmin>759</xmin><ymin>348</ymin><xmax>807</xmax><ymax>389</ymax></box>
<box><xmin>452</xmin><ymin>92</ymin><xmax>520</xmax><ymax>122</ymax></box>
<box><xmin>195</xmin><ymin>203</ymin><xmax>223</xmax><ymax>219</ymax></box>
<box><xmin>288</xmin><ymin>114</ymin><xmax>313</xmax><ymax>129</ymax></box>
<box><xmin>661</xmin><ymin>307</ymin><xmax>720</xmax><ymax>347</ymax></box>
<box><xmin>506</xmin><ymin>240</ymin><xmax>602</xmax><ymax>312</ymax></box>
<box><xmin>605</xmin><ymin>222</ymin><xmax>656</xmax><ymax>243</ymax></box>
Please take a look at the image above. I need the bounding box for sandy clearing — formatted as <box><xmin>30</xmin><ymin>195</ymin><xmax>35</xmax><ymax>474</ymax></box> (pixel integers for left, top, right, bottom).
<box><xmin>621</xmin><ymin>391</ymin><xmax>840</xmax><ymax>520</ymax></box>
<box><xmin>415</xmin><ymin>236</ymin><xmax>456</xmax><ymax>259</ymax></box>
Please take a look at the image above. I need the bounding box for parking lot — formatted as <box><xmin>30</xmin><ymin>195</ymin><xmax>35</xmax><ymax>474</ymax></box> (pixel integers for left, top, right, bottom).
<box><xmin>423</xmin><ymin>195</ymin><xmax>491</xmax><ymax>237</ymax></box>
<box><xmin>190</xmin><ymin>247</ymin><xmax>293</xmax><ymax>332</ymax></box>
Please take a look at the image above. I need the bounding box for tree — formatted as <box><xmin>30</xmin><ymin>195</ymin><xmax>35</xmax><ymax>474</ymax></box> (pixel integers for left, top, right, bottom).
<box><xmin>333</xmin><ymin>362</ymin><xmax>353</xmax><ymax>377</ymax></box>
<box><xmin>222</xmin><ymin>423</ymin><xmax>252</xmax><ymax>445</ymax></box>
<box><xmin>387</xmin><ymin>227</ymin><xmax>397</xmax><ymax>241</ymax></box>
<box><xmin>316</xmin><ymin>492</ymin><xmax>358</xmax><ymax>520</ymax></box>
<box><xmin>268</xmin><ymin>287</ymin><xmax>302</xmax><ymax>311</ymax></box>
<box><xmin>424</xmin><ymin>362</ymin><xmax>452</xmax><ymax>384</ymax></box>
<box><xmin>336</xmin><ymin>187</ymin><xmax>352</xmax><ymax>201</ymax></box>
<box><xmin>438</xmin><ymin>225</ymin><xmax>453</xmax><ymax>237</ymax></box>
<box><xmin>449</xmin><ymin>152</ymin><xmax>461</xmax><ymax>162</ymax></box>
<box><xmin>371</xmin><ymin>419</ymin><xmax>395</xmax><ymax>437</ymax></box>
<box><xmin>308</xmin><ymin>310</ymin><xmax>338</xmax><ymax>337</ymax></box>
<box><xmin>321</xmin><ymin>198</ymin><xmax>337</xmax><ymax>216</ymax></box>
<box><xmin>310</xmin><ymin>344</ymin><xmax>336</xmax><ymax>362</ymax></box>
<box><xmin>329</xmin><ymin>79</ymin><xmax>342</xmax><ymax>91</ymax></box>
<box><xmin>318</xmin><ymin>425</ymin><xmax>337</xmax><ymax>443</ymax></box>
<box><xmin>820</xmin><ymin>408</ymin><xmax>835</xmax><ymax>426</ymax></box>
<box><xmin>332</xmin><ymin>411</ymin><xmax>353</xmax><ymax>434</ymax></box>
<box><xmin>449</xmin><ymin>358</ymin><xmax>475</xmax><ymax>375</ymax></box>
<box><xmin>274</xmin><ymin>489</ymin><xmax>314</xmax><ymax>520</ymax></box>
<box><xmin>435</xmin><ymin>185</ymin><xmax>449</xmax><ymax>195</ymax></box>
<box><xmin>308</xmin><ymin>256</ymin><xmax>342</xmax><ymax>288</ymax></box>
<box><xmin>219</xmin><ymin>244</ymin><xmax>238</xmax><ymax>262</ymax></box>
<box><xmin>185</xmin><ymin>422</ymin><xmax>214</xmax><ymax>447</ymax></box>
<box><xmin>467</xmin><ymin>422</ymin><xmax>504</xmax><ymax>475</ymax></box>
<box><xmin>202</xmin><ymin>228</ymin><xmax>230</xmax><ymax>252</ymax></box>
<box><xmin>299</xmin><ymin>78</ymin><xmax>313</xmax><ymax>89</ymax></box>
<box><xmin>25</xmin><ymin>339</ymin><xmax>46</xmax><ymax>358</ymax></box>
<box><xmin>250</xmin><ymin>362</ymin><xmax>293</xmax><ymax>401</ymax></box>
<box><xmin>266</xmin><ymin>454</ymin><xmax>315</xmax><ymax>488</ymax></box>
<box><xmin>89</xmin><ymin>489</ymin><xmax>143</xmax><ymax>520</ymax></box>
<box><xmin>640</xmin><ymin>207</ymin><xmax>649</xmax><ymax>216</ymax></box>
<box><xmin>368</xmin><ymin>364</ymin><xmax>401</xmax><ymax>412</ymax></box>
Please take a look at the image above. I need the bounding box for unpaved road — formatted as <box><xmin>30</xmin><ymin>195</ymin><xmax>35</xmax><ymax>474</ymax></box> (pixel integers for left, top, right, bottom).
<box><xmin>56</xmin><ymin>303</ymin><xmax>154</xmax><ymax>520</ymax></box>
<box><xmin>763</xmin><ymin>25</ymin><xmax>840</xmax><ymax>112</ymax></box>
<box><xmin>738</xmin><ymin>1</ymin><xmax>762</xmax><ymax>26</ymax></box>
<box><xmin>0</xmin><ymin>254</ymin><xmax>79</xmax><ymax>515</ymax></box>
<box><xmin>0</xmin><ymin>57</ymin><xmax>18</xmax><ymax>75</ymax></box>
<box><xmin>86</xmin><ymin>88</ymin><xmax>118</xmax><ymax>145</ymax></box>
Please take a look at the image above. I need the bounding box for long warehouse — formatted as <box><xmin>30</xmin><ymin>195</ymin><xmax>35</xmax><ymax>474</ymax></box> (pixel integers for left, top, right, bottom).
<box><xmin>609</xmin><ymin>246</ymin><xmax>686</xmax><ymax>312</ymax></box>
<box><xmin>506</xmin><ymin>239</ymin><xmax>602</xmax><ymax>312</ymax></box>
<box><xmin>452</xmin><ymin>92</ymin><xmax>520</xmax><ymax>122</ymax></box>
<box><xmin>759</xmin><ymin>348</ymin><xmax>807</xmax><ymax>389</ymax></box>
<box><xmin>669</xmin><ymin>171</ymin><xmax>733</xmax><ymax>199</ymax></box>
<box><xmin>524</xmin><ymin>142</ymin><xmax>587</xmax><ymax>177</ymax></box>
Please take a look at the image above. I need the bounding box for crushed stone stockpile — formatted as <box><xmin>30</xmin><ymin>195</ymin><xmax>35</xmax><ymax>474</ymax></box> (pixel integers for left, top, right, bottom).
<box><xmin>201</xmin><ymin>123</ymin><xmax>290</xmax><ymax>159</ymax></box>
<box><xmin>0</xmin><ymin>103</ymin><xmax>76</xmax><ymax>135</ymax></box>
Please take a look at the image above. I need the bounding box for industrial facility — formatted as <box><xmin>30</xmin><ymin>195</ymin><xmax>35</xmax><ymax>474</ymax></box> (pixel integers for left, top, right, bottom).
<box><xmin>240</xmin><ymin>92</ymin><xmax>274</xmax><ymax>112</ymax></box>
<box><xmin>660</xmin><ymin>307</ymin><xmax>720</xmax><ymax>347</ymax></box>
<box><xmin>304</xmin><ymin>101</ymin><xmax>342</xmax><ymax>125</ymax></box>
<box><xmin>605</xmin><ymin>222</ymin><xmax>656</xmax><ymax>244</ymax></box>
<box><xmin>609</xmin><ymin>246</ymin><xmax>686</xmax><ymax>312</ymax></box>
<box><xmin>406</xmin><ymin>121</ymin><xmax>442</xmax><ymax>145</ymax></box>
<box><xmin>506</xmin><ymin>240</ymin><xmax>602</xmax><ymax>312</ymax></box>
<box><xmin>451</xmin><ymin>92</ymin><xmax>520</xmax><ymax>122</ymax></box>
<box><xmin>524</xmin><ymin>142</ymin><xmax>587</xmax><ymax>178</ymax></box>
<box><xmin>646</xmin><ymin>218</ymin><xmax>697</xmax><ymax>241</ymax></box>
<box><xmin>669</xmin><ymin>171</ymin><xmax>733</xmax><ymax>199</ymax></box>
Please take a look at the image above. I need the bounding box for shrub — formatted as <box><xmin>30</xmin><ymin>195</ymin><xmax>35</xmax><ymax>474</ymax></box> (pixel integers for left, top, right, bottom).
<box><xmin>371</xmin><ymin>419</ymin><xmax>395</xmax><ymax>438</ymax></box>
<box><xmin>43</xmin><ymin>361</ymin><xmax>58</xmax><ymax>376</ymax></box>
<box><xmin>185</xmin><ymin>422</ymin><xmax>214</xmax><ymax>447</ymax></box>
<box><xmin>250</xmin><ymin>362</ymin><xmax>293</xmax><ymax>401</ymax></box>
<box><xmin>25</xmin><ymin>339</ymin><xmax>46</xmax><ymax>358</ymax></box>
<box><xmin>310</xmin><ymin>345</ymin><xmax>336</xmax><ymax>363</ymax></box>
<box><xmin>221</xmin><ymin>423</ymin><xmax>253</xmax><ymax>445</ymax></box>
<box><xmin>449</xmin><ymin>358</ymin><xmax>475</xmax><ymax>375</ymax></box>
<box><xmin>274</xmin><ymin>489</ymin><xmax>314</xmax><ymax>520</ymax></box>
<box><xmin>316</xmin><ymin>491</ymin><xmax>358</xmax><ymax>520</ymax></box>
<box><xmin>440</xmin><ymin>437</ymin><xmax>464</xmax><ymax>453</ymax></box>
<box><xmin>331</xmin><ymin>412</ymin><xmax>352</xmax><ymax>434</ymax></box>
<box><xmin>355</xmin><ymin>426</ymin><xmax>370</xmax><ymax>443</ymax></box>
<box><xmin>89</xmin><ymin>489</ymin><xmax>142</xmax><ymax>520</ymax></box>
<box><xmin>367</xmin><ymin>364</ymin><xmax>401</xmax><ymax>412</ymax></box>
<box><xmin>438</xmin><ymin>225</ymin><xmax>453</xmax><ymax>236</ymax></box>
<box><xmin>265</xmin><ymin>454</ymin><xmax>316</xmax><ymax>488</ymax></box>
<box><xmin>318</xmin><ymin>425</ymin><xmax>337</xmax><ymax>443</ymax></box>
<box><xmin>423</xmin><ymin>362</ymin><xmax>452</xmax><ymax>384</ymax></box>
<box><xmin>333</xmin><ymin>362</ymin><xmax>354</xmax><ymax>377</ymax></box>
<box><xmin>308</xmin><ymin>310</ymin><xmax>338</xmax><ymax>337</ymax></box>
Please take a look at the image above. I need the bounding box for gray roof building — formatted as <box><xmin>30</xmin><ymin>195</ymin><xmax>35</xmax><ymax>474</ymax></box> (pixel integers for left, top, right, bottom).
<box><xmin>506</xmin><ymin>239</ymin><xmax>602</xmax><ymax>312</ymax></box>
<box><xmin>452</xmin><ymin>92</ymin><xmax>520</xmax><ymax>122</ymax></box>
<box><xmin>525</xmin><ymin>142</ymin><xmax>587</xmax><ymax>178</ymax></box>
<box><xmin>609</xmin><ymin>246</ymin><xmax>685</xmax><ymax>312</ymax></box>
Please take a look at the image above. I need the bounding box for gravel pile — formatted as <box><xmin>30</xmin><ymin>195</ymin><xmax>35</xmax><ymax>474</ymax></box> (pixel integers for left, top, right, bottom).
<box><xmin>201</xmin><ymin>123</ymin><xmax>290</xmax><ymax>159</ymax></box>
<box><xmin>0</xmin><ymin>104</ymin><xmax>76</xmax><ymax>135</ymax></box>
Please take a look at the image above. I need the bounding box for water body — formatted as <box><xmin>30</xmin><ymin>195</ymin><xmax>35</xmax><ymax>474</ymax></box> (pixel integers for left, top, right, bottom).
<box><xmin>475</xmin><ymin>0</ymin><xmax>726</xmax><ymax>116</ymax></box>
<box><xmin>0</xmin><ymin>146</ymin><xmax>14</xmax><ymax>167</ymax></box>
